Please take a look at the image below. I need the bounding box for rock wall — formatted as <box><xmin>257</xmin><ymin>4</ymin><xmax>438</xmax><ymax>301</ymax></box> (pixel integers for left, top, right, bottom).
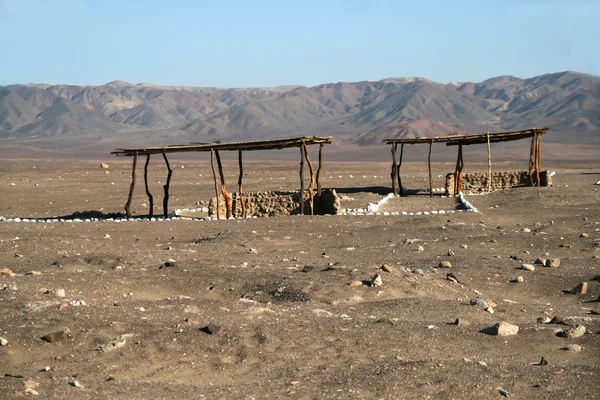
<box><xmin>445</xmin><ymin>170</ymin><xmax>552</xmax><ymax>195</ymax></box>
<box><xmin>209</xmin><ymin>189</ymin><xmax>341</xmax><ymax>218</ymax></box>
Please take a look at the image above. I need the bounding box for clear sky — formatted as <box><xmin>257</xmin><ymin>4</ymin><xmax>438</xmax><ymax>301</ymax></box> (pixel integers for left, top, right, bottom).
<box><xmin>0</xmin><ymin>0</ymin><xmax>598</xmax><ymax>87</ymax></box>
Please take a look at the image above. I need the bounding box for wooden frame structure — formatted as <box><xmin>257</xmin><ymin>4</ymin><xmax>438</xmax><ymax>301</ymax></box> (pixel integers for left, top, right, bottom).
<box><xmin>112</xmin><ymin>136</ymin><xmax>332</xmax><ymax>218</ymax></box>
<box><xmin>383</xmin><ymin>128</ymin><xmax>549</xmax><ymax>197</ymax></box>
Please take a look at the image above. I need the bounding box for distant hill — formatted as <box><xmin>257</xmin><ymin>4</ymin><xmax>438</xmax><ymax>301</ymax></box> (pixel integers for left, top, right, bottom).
<box><xmin>1</xmin><ymin>71</ymin><xmax>598</xmax><ymax>147</ymax></box>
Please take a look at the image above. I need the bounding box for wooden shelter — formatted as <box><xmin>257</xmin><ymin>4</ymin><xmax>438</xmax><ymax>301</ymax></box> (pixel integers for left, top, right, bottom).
<box><xmin>112</xmin><ymin>136</ymin><xmax>332</xmax><ymax>218</ymax></box>
<box><xmin>382</xmin><ymin>128</ymin><xmax>549</xmax><ymax>197</ymax></box>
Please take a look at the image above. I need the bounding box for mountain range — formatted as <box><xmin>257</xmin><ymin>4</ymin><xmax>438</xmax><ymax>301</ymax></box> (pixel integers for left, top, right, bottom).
<box><xmin>1</xmin><ymin>71</ymin><xmax>599</xmax><ymax>150</ymax></box>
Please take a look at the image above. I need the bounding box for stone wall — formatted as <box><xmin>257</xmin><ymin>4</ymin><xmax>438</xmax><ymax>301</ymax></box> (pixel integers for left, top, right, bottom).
<box><xmin>445</xmin><ymin>170</ymin><xmax>552</xmax><ymax>195</ymax></box>
<box><xmin>209</xmin><ymin>189</ymin><xmax>341</xmax><ymax>218</ymax></box>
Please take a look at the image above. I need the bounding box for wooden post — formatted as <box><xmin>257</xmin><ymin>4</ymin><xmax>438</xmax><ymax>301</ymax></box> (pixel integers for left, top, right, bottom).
<box><xmin>124</xmin><ymin>153</ymin><xmax>138</xmax><ymax>218</ymax></box>
<box><xmin>316</xmin><ymin>143</ymin><xmax>324</xmax><ymax>196</ymax></box>
<box><xmin>428</xmin><ymin>139</ymin><xmax>433</xmax><ymax>198</ymax></box>
<box><xmin>455</xmin><ymin>144</ymin><xmax>464</xmax><ymax>194</ymax></box>
<box><xmin>215</xmin><ymin>150</ymin><xmax>232</xmax><ymax>219</ymax></box>
<box><xmin>144</xmin><ymin>154</ymin><xmax>153</xmax><ymax>218</ymax></box>
<box><xmin>391</xmin><ymin>143</ymin><xmax>398</xmax><ymax>196</ymax></box>
<box><xmin>303</xmin><ymin>143</ymin><xmax>315</xmax><ymax>215</ymax></box>
<box><xmin>397</xmin><ymin>143</ymin><xmax>404</xmax><ymax>197</ymax></box>
<box><xmin>486</xmin><ymin>133</ymin><xmax>492</xmax><ymax>192</ymax></box>
<box><xmin>529</xmin><ymin>135</ymin><xmax>536</xmax><ymax>186</ymax></box>
<box><xmin>535</xmin><ymin>133</ymin><xmax>541</xmax><ymax>187</ymax></box>
<box><xmin>210</xmin><ymin>149</ymin><xmax>220</xmax><ymax>219</ymax></box>
<box><xmin>162</xmin><ymin>153</ymin><xmax>173</xmax><ymax>218</ymax></box>
<box><xmin>454</xmin><ymin>146</ymin><xmax>461</xmax><ymax>195</ymax></box>
<box><xmin>299</xmin><ymin>145</ymin><xmax>305</xmax><ymax>215</ymax></box>
<box><xmin>238</xmin><ymin>150</ymin><xmax>246</xmax><ymax>218</ymax></box>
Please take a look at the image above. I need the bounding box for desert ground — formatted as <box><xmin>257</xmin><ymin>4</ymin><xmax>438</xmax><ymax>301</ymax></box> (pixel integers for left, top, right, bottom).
<box><xmin>1</xmin><ymin>160</ymin><xmax>599</xmax><ymax>399</ymax></box>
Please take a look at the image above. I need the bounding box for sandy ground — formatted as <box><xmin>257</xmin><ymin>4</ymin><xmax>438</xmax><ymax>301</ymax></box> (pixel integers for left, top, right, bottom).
<box><xmin>1</xmin><ymin>161</ymin><xmax>599</xmax><ymax>399</ymax></box>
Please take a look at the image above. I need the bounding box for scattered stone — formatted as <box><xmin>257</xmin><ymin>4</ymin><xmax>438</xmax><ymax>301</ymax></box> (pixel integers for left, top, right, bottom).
<box><xmin>0</xmin><ymin>266</ymin><xmax>14</xmax><ymax>276</ymax></box>
<box><xmin>348</xmin><ymin>280</ymin><xmax>363</xmax><ymax>287</ymax></box>
<box><xmin>374</xmin><ymin>318</ymin><xmax>394</xmax><ymax>326</ymax></box>
<box><xmin>412</xmin><ymin>268</ymin><xmax>425</xmax><ymax>276</ymax></box>
<box><xmin>301</xmin><ymin>265</ymin><xmax>314</xmax><ymax>273</ymax></box>
<box><xmin>380</xmin><ymin>264</ymin><xmax>394</xmax><ymax>273</ymax></box>
<box><xmin>460</xmin><ymin>244</ymin><xmax>468</xmax><ymax>249</ymax></box>
<box><xmin>0</xmin><ymin>336</ymin><xmax>8</xmax><ymax>346</ymax></box>
<box><xmin>534</xmin><ymin>258</ymin><xmax>546</xmax><ymax>265</ymax></box>
<box><xmin>446</xmin><ymin>273</ymin><xmax>459</xmax><ymax>283</ymax></box>
<box><xmin>521</xmin><ymin>264</ymin><xmax>535</xmax><ymax>271</ymax></box>
<box><xmin>447</xmin><ymin>249</ymin><xmax>455</xmax><ymax>256</ymax></box>
<box><xmin>248</xmin><ymin>248</ymin><xmax>258</xmax><ymax>254</ymax></box>
<box><xmin>438</xmin><ymin>261</ymin><xmax>452</xmax><ymax>269</ymax></box>
<box><xmin>25</xmin><ymin>271</ymin><xmax>41</xmax><ymax>276</ymax></box>
<box><xmin>516</xmin><ymin>276</ymin><xmax>524</xmax><ymax>283</ymax></box>
<box><xmin>455</xmin><ymin>318</ymin><xmax>470</xmax><ymax>326</ymax></box>
<box><xmin>369</xmin><ymin>273</ymin><xmax>383</xmax><ymax>287</ymax></box>
<box><xmin>538</xmin><ymin>357</ymin><xmax>548</xmax><ymax>366</ymax></box>
<box><xmin>41</xmin><ymin>330</ymin><xmax>68</xmax><ymax>343</ymax></box>
<box><xmin>100</xmin><ymin>163</ymin><xmax>109</xmax><ymax>169</ymax></box>
<box><xmin>160</xmin><ymin>261</ymin><xmax>177</xmax><ymax>269</ymax></box>
<box><xmin>499</xmin><ymin>388</ymin><xmax>512</xmax><ymax>397</ymax></box>
<box><xmin>68</xmin><ymin>377</ymin><xmax>83</xmax><ymax>387</ymax></box>
<box><xmin>200</xmin><ymin>322</ymin><xmax>222</xmax><ymax>336</ymax></box>
<box><xmin>546</xmin><ymin>258</ymin><xmax>561</xmax><ymax>268</ymax></box>
<box><xmin>580</xmin><ymin>233</ymin><xmax>589</xmax><ymax>238</ymax></box>
<box><xmin>561</xmin><ymin>325</ymin><xmax>586</xmax><ymax>338</ymax></box>
<box><xmin>485</xmin><ymin>307</ymin><xmax>495</xmax><ymax>314</ymax></box>
<box><xmin>537</xmin><ymin>317</ymin><xmax>552</xmax><ymax>323</ymax></box>
<box><xmin>492</xmin><ymin>321</ymin><xmax>519</xmax><ymax>336</ymax></box>
<box><xmin>417</xmin><ymin>245</ymin><xmax>424</xmax><ymax>252</ymax></box>
<box><xmin>563</xmin><ymin>344</ymin><xmax>583</xmax><ymax>352</ymax></box>
<box><xmin>522</xmin><ymin>228</ymin><xmax>531</xmax><ymax>233</ymax></box>
<box><xmin>95</xmin><ymin>334</ymin><xmax>134</xmax><ymax>352</ymax></box>
<box><xmin>569</xmin><ymin>282</ymin><xmax>587</xmax><ymax>295</ymax></box>
<box><xmin>24</xmin><ymin>387</ymin><xmax>39</xmax><ymax>395</ymax></box>
<box><xmin>549</xmin><ymin>316</ymin><xmax>567</xmax><ymax>325</ymax></box>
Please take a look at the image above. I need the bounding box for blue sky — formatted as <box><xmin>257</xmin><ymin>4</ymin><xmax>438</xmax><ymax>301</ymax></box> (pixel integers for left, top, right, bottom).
<box><xmin>0</xmin><ymin>0</ymin><xmax>598</xmax><ymax>87</ymax></box>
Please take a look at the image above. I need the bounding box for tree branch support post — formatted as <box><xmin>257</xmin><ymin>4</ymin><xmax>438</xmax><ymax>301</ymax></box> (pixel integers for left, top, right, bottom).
<box><xmin>210</xmin><ymin>149</ymin><xmax>220</xmax><ymax>219</ymax></box>
<box><xmin>124</xmin><ymin>153</ymin><xmax>138</xmax><ymax>218</ymax></box>
<box><xmin>398</xmin><ymin>143</ymin><xmax>404</xmax><ymax>197</ymax></box>
<box><xmin>428</xmin><ymin>139</ymin><xmax>433</xmax><ymax>198</ymax></box>
<box><xmin>454</xmin><ymin>144</ymin><xmax>464</xmax><ymax>194</ymax></box>
<box><xmin>215</xmin><ymin>150</ymin><xmax>232</xmax><ymax>219</ymax></box>
<box><xmin>487</xmin><ymin>133</ymin><xmax>492</xmax><ymax>192</ymax></box>
<box><xmin>535</xmin><ymin>133</ymin><xmax>541</xmax><ymax>187</ymax></box>
<box><xmin>529</xmin><ymin>134</ymin><xmax>536</xmax><ymax>186</ymax></box>
<box><xmin>238</xmin><ymin>150</ymin><xmax>246</xmax><ymax>218</ymax></box>
<box><xmin>162</xmin><ymin>153</ymin><xmax>173</xmax><ymax>218</ymax></box>
<box><xmin>299</xmin><ymin>144</ymin><xmax>305</xmax><ymax>215</ymax></box>
<box><xmin>303</xmin><ymin>143</ymin><xmax>315</xmax><ymax>215</ymax></box>
<box><xmin>316</xmin><ymin>143</ymin><xmax>323</xmax><ymax>196</ymax></box>
<box><xmin>391</xmin><ymin>143</ymin><xmax>398</xmax><ymax>196</ymax></box>
<box><xmin>144</xmin><ymin>154</ymin><xmax>153</xmax><ymax>218</ymax></box>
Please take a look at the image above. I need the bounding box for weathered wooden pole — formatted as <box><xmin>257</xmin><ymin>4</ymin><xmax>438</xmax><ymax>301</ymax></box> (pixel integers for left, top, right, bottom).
<box><xmin>486</xmin><ymin>133</ymin><xmax>492</xmax><ymax>192</ymax></box>
<box><xmin>428</xmin><ymin>139</ymin><xmax>433</xmax><ymax>198</ymax></box>
<box><xmin>210</xmin><ymin>149</ymin><xmax>220</xmax><ymax>219</ymax></box>
<box><xmin>391</xmin><ymin>143</ymin><xmax>398</xmax><ymax>196</ymax></box>
<box><xmin>144</xmin><ymin>154</ymin><xmax>154</xmax><ymax>218</ymax></box>
<box><xmin>397</xmin><ymin>143</ymin><xmax>404</xmax><ymax>197</ymax></box>
<box><xmin>529</xmin><ymin>135</ymin><xmax>536</xmax><ymax>186</ymax></box>
<box><xmin>214</xmin><ymin>150</ymin><xmax>232</xmax><ymax>218</ymax></box>
<box><xmin>303</xmin><ymin>143</ymin><xmax>315</xmax><ymax>215</ymax></box>
<box><xmin>124</xmin><ymin>153</ymin><xmax>138</xmax><ymax>218</ymax></box>
<box><xmin>299</xmin><ymin>144</ymin><xmax>305</xmax><ymax>215</ymax></box>
<box><xmin>238</xmin><ymin>150</ymin><xmax>246</xmax><ymax>218</ymax></box>
<box><xmin>455</xmin><ymin>144</ymin><xmax>464</xmax><ymax>194</ymax></box>
<box><xmin>535</xmin><ymin>133</ymin><xmax>541</xmax><ymax>187</ymax></box>
<box><xmin>162</xmin><ymin>153</ymin><xmax>173</xmax><ymax>218</ymax></box>
<box><xmin>316</xmin><ymin>143</ymin><xmax>324</xmax><ymax>196</ymax></box>
<box><xmin>454</xmin><ymin>146</ymin><xmax>461</xmax><ymax>195</ymax></box>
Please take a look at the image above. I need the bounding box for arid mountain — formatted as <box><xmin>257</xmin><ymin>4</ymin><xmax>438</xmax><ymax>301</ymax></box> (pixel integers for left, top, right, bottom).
<box><xmin>0</xmin><ymin>71</ymin><xmax>598</xmax><ymax>147</ymax></box>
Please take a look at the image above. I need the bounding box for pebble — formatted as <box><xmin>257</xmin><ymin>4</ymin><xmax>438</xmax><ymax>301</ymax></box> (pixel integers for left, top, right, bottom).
<box><xmin>41</xmin><ymin>330</ymin><xmax>68</xmax><ymax>343</ymax></box>
<box><xmin>25</xmin><ymin>271</ymin><xmax>41</xmax><ymax>276</ymax></box>
<box><xmin>522</xmin><ymin>228</ymin><xmax>531</xmax><ymax>232</ymax></box>
<box><xmin>0</xmin><ymin>336</ymin><xmax>8</xmax><ymax>346</ymax></box>
<box><xmin>546</xmin><ymin>258</ymin><xmax>561</xmax><ymax>268</ymax></box>
<box><xmin>55</xmin><ymin>288</ymin><xmax>66</xmax><ymax>297</ymax></box>
<box><xmin>570</xmin><ymin>282</ymin><xmax>587</xmax><ymax>295</ymax></box>
<box><xmin>534</xmin><ymin>258</ymin><xmax>546</xmax><ymax>265</ymax></box>
<box><xmin>521</xmin><ymin>264</ymin><xmax>535</xmax><ymax>271</ymax></box>
<box><xmin>438</xmin><ymin>261</ymin><xmax>452</xmax><ymax>269</ymax></box>
<box><xmin>516</xmin><ymin>276</ymin><xmax>524</xmax><ymax>283</ymax></box>
<box><xmin>380</xmin><ymin>264</ymin><xmax>394</xmax><ymax>273</ymax></box>
<box><xmin>562</xmin><ymin>325</ymin><xmax>586</xmax><ymax>338</ymax></box>
<box><xmin>348</xmin><ymin>280</ymin><xmax>363</xmax><ymax>287</ymax></box>
<box><xmin>370</xmin><ymin>273</ymin><xmax>383</xmax><ymax>287</ymax></box>
<box><xmin>301</xmin><ymin>265</ymin><xmax>314</xmax><ymax>273</ymax></box>
<box><xmin>417</xmin><ymin>245</ymin><xmax>424</xmax><ymax>252</ymax></box>
<box><xmin>201</xmin><ymin>322</ymin><xmax>222</xmax><ymax>336</ymax></box>
<box><xmin>563</xmin><ymin>344</ymin><xmax>583</xmax><ymax>352</ymax></box>
<box><xmin>460</xmin><ymin>244</ymin><xmax>468</xmax><ymax>249</ymax></box>
<box><xmin>68</xmin><ymin>377</ymin><xmax>83</xmax><ymax>387</ymax></box>
<box><xmin>580</xmin><ymin>233</ymin><xmax>589</xmax><ymax>238</ymax></box>
<box><xmin>455</xmin><ymin>318</ymin><xmax>470</xmax><ymax>326</ymax></box>
<box><xmin>492</xmin><ymin>321</ymin><xmax>519</xmax><ymax>336</ymax></box>
<box><xmin>412</xmin><ymin>268</ymin><xmax>425</xmax><ymax>276</ymax></box>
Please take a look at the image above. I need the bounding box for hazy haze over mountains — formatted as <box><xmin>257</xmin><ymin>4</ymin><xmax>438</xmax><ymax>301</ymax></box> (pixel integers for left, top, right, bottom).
<box><xmin>1</xmin><ymin>71</ymin><xmax>598</xmax><ymax>149</ymax></box>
